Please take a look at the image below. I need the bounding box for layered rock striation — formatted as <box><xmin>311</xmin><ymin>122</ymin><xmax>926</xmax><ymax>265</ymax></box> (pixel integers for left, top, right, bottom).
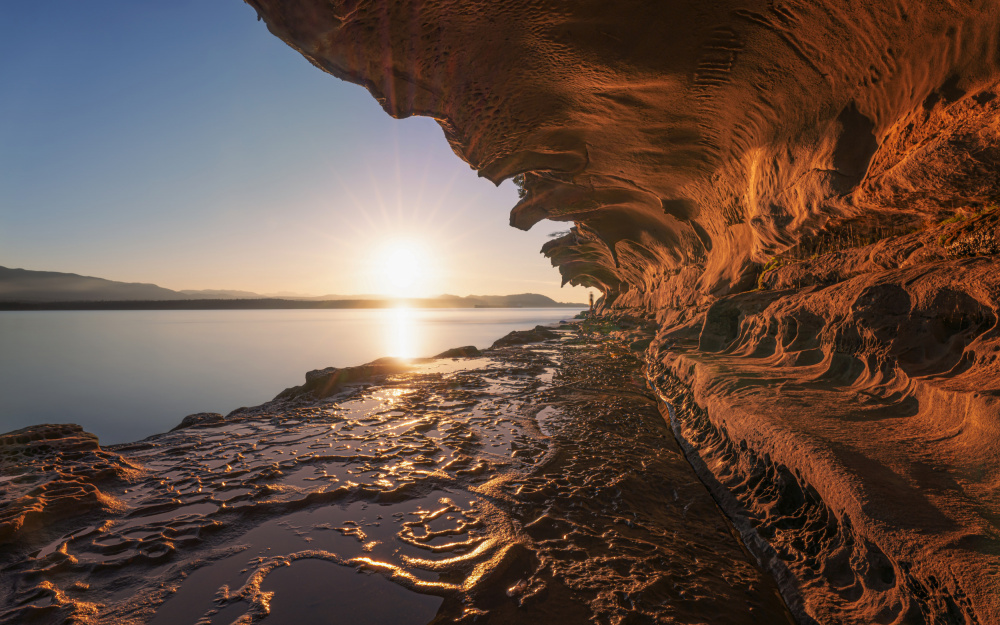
<box><xmin>245</xmin><ymin>0</ymin><xmax>1000</xmax><ymax>301</ymax></box>
<box><xmin>0</xmin><ymin>425</ymin><xmax>140</xmax><ymax>546</ymax></box>
<box><xmin>244</xmin><ymin>1</ymin><xmax>1000</xmax><ymax>622</ymax></box>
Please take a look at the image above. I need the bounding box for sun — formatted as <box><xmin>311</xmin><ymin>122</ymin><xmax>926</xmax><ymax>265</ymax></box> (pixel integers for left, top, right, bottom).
<box><xmin>373</xmin><ymin>239</ymin><xmax>435</xmax><ymax>297</ymax></box>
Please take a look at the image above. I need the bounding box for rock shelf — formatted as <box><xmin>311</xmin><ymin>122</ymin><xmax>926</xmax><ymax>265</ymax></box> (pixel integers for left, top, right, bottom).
<box><xmin>0</xmin><ymin>326</ymin><xmax>793</xmax><ymax>624</ymax></box>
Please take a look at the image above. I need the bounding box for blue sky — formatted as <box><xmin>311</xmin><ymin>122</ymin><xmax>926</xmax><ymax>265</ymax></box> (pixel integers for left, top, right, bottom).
<box><xmin>0</xmin><ymin>1</ymin><xmax>586</xmax><ymax>301</ymax></box>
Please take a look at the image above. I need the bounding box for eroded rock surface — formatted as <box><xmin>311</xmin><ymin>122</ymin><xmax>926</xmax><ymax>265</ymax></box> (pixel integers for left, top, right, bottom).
<box><xmin>0</xmin><ymin>424</ymin><xmax>140</xmax><ymax>546</ymax></box>
<box><xmin>433</xmin><ymin>345</ymin><xmax>480</xmax><ymax>358</ymax></box>
<box><xmin>235</xmin><ymin>2</ymin><xmax>1000</xmax><ymax>622</ymax></box>
<box><xmin>489</xmin><ymin>325</ymin><xmax>559</xmax><ymax>348</ymax></box>
<box><xmin>275</xmin><ymin>359</ymin><xmax>416</xmax><ymax>401</ymax></box>
<box><xmin>245</xmin><ymin>0</ymin><xmax>1000</xmax><ymax>302</ymax></box>
<box><xmin>0</xmin><ymin>329</ymin><xmax>793</xmax><ymax>624</ymax></box>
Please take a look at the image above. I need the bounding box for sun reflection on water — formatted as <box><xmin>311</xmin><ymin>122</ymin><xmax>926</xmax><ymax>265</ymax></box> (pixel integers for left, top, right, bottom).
<box><xmin>388</xmin><ymin>306</ymin><xmax>418</xmax><ymax>359</ymax></box>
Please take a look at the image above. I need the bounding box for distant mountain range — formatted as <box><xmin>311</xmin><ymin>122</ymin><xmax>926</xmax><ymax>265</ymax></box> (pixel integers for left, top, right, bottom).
<box><xmin>0</xmin><ymin>266</ymin><xmax>584</xmax><ymax>308</ymax></box>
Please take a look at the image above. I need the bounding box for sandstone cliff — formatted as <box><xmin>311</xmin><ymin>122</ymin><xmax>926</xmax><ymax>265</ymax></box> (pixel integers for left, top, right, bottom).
<box><xmin>243</xmin><ymin>1</ymin><xmax>1000</xmax><ymax>622</ymax></box>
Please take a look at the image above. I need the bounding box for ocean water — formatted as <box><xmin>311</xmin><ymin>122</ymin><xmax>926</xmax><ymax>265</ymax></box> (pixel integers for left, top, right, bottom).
<box><xmin>0</xmin><ymin>308</ymin><xmax>582</xmax><ymax>444</ymax></box>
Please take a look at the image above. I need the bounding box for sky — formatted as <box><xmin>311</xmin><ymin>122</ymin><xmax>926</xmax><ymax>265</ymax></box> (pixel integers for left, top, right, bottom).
<box><xmin>0</xmin><ymin>1</ymin><xmax>588</xmax><ymax>302</ymax></box>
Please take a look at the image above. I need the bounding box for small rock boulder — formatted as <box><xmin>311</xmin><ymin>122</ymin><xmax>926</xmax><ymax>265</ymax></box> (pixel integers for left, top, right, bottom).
<box><xmin>491</xmin><ymin>325</ymin><xmax>559</xmax><ymax>348</ymax></box>
<box><xmin>275</xmin><ymin>359</ymin><xmax>414</xmax><ymax>401</ymax></box>
<box><xmin>305</xmin><ymin>366</ymin><xmax>339</xmax><ymax>383</ymax></box>
<box><xmin>434</xmin><ymin>345</ymin><xmax>481</xmax><ymax>358</ymax></box>
<box><xmin>170</xmin><ymin>412</ymin><xmax>226</xmax><ymax>431</ymax></box>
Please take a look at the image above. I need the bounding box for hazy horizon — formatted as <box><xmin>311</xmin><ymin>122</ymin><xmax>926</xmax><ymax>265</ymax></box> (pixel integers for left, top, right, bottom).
<box><xmin>1</xmin><ymin>308</ymin><xmax>585</xmax><ymax>443</ymax></box>
<box><xmin>0</xmin><ymin>262</ymin><xmax>586</xmax><ymax>302</ymax></box>
<box><xmin>0</xmin><ymin>2</ymin><xmax>592</xmax><ymax>302</ymax></box>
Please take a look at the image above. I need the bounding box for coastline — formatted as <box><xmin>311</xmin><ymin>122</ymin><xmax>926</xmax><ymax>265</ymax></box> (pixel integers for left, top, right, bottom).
<box><xmin>3</xmin><ymin>315</ymin><xmax>997</xmax><ymax>623</ymax></box>
<box><xmin>0</xmin><ymin>300</ymin><xmax>585</xmax><ymax>312</ymax></box>
<box><xmin>5</xmin><ymin>1</ymin><xmax>1000</xmax><ymax>623</ymax></box>
<box><xmin>0</xmin><ymin>307</ymin><xmax>586</xmax><ymax>445</ymax></box>
<box><xmin>0</xmin><ymin>319</ymin><xmax>797</xmax><ymax>624</ymax></box>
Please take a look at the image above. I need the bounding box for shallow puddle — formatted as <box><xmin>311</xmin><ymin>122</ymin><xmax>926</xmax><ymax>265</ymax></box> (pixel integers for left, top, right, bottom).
<box><xmin>262</xmin><ymin>559</ymin><xmax>442</xmax><ymax>625</ymax></box>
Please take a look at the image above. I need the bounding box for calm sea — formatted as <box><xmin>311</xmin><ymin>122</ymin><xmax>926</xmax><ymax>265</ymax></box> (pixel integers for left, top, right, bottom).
<box><xmin>0</xmin><ymin>308</ymin><xmax>582</xmax><ymax>444</ymax></box>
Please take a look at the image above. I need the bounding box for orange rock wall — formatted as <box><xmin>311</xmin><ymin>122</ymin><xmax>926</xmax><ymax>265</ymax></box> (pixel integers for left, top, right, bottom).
<box><xmin>245</xmin><ymin>0</ymin><xmax>1000</xmax><ymax>307</ymax></box>
<box><xmin>243</xmin><ymin>3</ymin><xmax>1000</xmax><ymax>621</ymax></box>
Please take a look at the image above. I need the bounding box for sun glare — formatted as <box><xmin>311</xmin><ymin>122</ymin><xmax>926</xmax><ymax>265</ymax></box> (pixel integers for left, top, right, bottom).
<box><xmin>389</xmin><ymin>306</ymin><xmax>417</xmax><ymax>358</ymax></box>
<box><xmin>374</xmin><ymin>239</ymin><xmax>435</xmax><ymax>298</ymax></box>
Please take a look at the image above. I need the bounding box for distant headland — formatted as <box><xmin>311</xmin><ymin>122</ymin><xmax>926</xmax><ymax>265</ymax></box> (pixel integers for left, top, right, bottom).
<box><xmin>0</xmin><ymin>266</ymin><xmax>584</xmax><ymax>309</ymax></box>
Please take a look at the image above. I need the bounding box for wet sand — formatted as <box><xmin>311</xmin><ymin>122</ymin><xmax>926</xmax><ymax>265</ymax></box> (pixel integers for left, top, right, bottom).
<box><xmin>0</xmin><ymin>324</ymin><xmax>792</xmax><ymax>624</ymax></box>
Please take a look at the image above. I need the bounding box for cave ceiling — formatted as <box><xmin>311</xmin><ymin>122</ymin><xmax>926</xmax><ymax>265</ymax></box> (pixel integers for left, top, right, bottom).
<box><xmin>245</xmin><ymin>0</ymin><xmax>1000</xmax><ymax>300</ymax></box>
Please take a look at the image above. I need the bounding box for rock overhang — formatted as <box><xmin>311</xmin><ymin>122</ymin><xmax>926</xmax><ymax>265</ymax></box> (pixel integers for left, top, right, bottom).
<box><xmin>244</xmin><ymin>0</ymin><xmax>1000</xmax><ymax>305</ymax></box>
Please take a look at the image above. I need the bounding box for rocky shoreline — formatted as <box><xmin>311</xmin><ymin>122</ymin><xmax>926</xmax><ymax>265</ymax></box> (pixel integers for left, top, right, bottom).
<box><xmin>230</xmin><ymin>2</ymin><xmax>1000</xmax><ymax>620</ymax></box>
<box><xmin>4</xmin><ymin>314</ymin><xmax>997</xmax><ymax>624</ymax></box>
<box><xmin>0</xmin><ymin>322</ymin><xmax>798</xmax><ymax>624</ymax></box>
